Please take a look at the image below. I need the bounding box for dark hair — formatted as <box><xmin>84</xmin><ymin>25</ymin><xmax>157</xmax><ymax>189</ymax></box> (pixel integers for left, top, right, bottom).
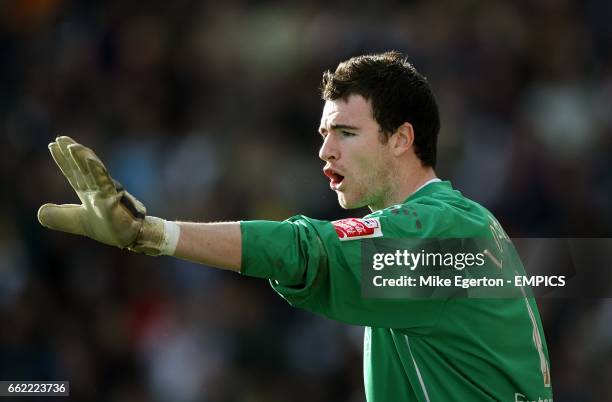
<box><xmin>321</xmin><ymin>51</ymin><xmax>440</xmax><ymax>167</ymax></box>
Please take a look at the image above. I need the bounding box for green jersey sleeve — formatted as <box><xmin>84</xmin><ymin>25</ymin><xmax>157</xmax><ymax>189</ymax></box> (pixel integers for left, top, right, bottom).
<box><xmin>240</xmin><ymin>215</ymin><xmax>445</xmax><ymax>329</ymax></box>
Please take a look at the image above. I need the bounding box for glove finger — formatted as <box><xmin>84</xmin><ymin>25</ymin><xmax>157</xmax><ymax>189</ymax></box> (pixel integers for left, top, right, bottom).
<box><xmin>68</xmin><ymin>144</ymin><xmax>97</xmax><ymax>190</ymax></box>
<box><xmin>49</xmin><ymin>141</ymin><xmax>81</xmax><ymax>191</ymax></box>
<box><xmin>56</xmin><ymin>136</ymin><xmax>87</xmax><ymax>191</ymax></box>
<box><xmin>37</xmin><ymin>203</ymin><xmax>86</xmax><ymax>236</ymax></box>
<box><xmin>87</xmin><ymin>157</ymin><xmax>116</xmax><ymax>194</ymax></box>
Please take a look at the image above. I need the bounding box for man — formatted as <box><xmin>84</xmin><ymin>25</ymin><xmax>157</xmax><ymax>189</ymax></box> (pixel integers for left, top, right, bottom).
<box><xmin>38</xmin><ymin>52</ymin><xmax>553</xmax><ymax>401</ymax></box>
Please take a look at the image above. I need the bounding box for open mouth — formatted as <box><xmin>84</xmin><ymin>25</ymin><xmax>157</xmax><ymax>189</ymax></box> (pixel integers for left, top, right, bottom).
<box><xmin>324</xmin><ymin>169</ymin><xmax>345</xmax><ymax>189</ymax></box>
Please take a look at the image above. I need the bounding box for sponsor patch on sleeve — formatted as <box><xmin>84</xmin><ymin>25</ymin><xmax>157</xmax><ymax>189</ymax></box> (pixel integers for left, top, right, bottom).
<box><xmin>332</xmin><ymin>217</ymin><xmax>383</xmax><ymax>241</ymax></box>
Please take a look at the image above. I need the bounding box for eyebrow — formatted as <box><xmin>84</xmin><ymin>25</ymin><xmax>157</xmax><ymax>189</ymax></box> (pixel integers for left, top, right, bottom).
<box><xmin>318</xmin><ymin>124</ymin><xmax>360</xmax><ymax>134</ymax></box>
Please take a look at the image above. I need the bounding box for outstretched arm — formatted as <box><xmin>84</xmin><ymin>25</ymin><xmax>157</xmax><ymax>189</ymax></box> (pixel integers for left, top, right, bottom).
<box><xmin>38</xmin><ymin>138</ymin><xmax>433</xmax><ymax>328</ymax></box>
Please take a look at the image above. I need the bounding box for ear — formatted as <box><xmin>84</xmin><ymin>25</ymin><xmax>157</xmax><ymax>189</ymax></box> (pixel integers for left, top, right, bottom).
<box><xmin>390</xmin><ymin>122</ymin><xmax>414</xmax><ymax>157</ymax></box>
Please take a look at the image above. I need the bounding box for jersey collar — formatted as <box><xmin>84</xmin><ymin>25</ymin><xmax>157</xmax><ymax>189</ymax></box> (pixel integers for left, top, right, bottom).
<box><xmin>413</xmin><ymin>178</ymin><xmax>442</xmax><ymax>193</ymax></box>
<box><xmin>404</xmin><ymin>179</ymin><xmax>451</xmax><ymax>203</ymax></box>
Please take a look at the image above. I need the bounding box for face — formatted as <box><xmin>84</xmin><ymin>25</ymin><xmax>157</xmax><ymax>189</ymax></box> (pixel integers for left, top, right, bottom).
<box><xmin>319</xmin><ymin>94</ymin><xmax>395</xmax><ymax>210</ymax></box>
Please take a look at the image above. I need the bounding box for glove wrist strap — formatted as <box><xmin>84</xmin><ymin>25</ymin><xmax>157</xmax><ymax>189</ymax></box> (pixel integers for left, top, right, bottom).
<box><xmin>130</xmin><ymin>216</ymin><xmax>180</xmax><ymax>256</ymax></box>
<box><xmin>161</xmin><ymin>219</ymin><xmax>180</xmax><ymax>256</ymax></box>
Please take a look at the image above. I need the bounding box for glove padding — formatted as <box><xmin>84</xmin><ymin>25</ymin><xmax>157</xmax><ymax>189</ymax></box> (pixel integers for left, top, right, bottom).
<box><xmin>38</xmin><ymin>136</ymin><xmax>147</xmax><ymax>249</ymax></box>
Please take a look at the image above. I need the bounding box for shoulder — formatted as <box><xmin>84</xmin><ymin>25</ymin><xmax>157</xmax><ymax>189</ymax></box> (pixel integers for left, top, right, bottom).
<box><xmin>368</xmin><ymin>182</ymin><xmax>498</xmax><ymax>238</ymax></box>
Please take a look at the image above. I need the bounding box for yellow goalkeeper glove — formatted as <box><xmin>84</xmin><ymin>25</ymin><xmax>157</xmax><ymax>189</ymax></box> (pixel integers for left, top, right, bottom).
<box><xmin>37</xmin><ymin>136</ymin><xmax>179</xmax><ymax>255</ymax></box>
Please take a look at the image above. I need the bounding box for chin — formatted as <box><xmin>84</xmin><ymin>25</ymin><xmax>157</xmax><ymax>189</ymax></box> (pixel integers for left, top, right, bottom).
<box><xmin>337</xmin><ymin>193</ymin><xmax>366</xmax><ymax>210</ymax></box>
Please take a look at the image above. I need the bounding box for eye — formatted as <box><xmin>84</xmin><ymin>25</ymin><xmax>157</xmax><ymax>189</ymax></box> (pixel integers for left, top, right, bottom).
<box><xmin>342</xmin><ymin>131</ymin><xmax>356</xmax><ymax>137</ymax></box>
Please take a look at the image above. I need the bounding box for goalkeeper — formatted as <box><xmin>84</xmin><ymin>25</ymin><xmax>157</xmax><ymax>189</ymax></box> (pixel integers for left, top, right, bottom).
<box><xmin>39</xmin><ymin>52</ymin><xmax>553</xmax><ymax>401</ymax></box>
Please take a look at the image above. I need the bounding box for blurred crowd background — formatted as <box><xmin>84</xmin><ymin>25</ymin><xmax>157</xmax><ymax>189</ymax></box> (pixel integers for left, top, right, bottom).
<box><xmin>2</xmin><ymin>0</ymin><xmax>612</xmax><ymax>400</ymax></box>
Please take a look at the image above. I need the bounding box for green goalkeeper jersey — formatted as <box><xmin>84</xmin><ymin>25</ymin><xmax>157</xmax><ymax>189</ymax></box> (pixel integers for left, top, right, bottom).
<box><xmin>240</xmin><ymin>181</ymin><xmax>553</xmax><ymax>401</ymax></box>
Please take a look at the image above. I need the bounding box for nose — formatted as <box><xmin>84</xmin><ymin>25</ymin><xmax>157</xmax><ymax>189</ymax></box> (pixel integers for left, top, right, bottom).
<box><xmin>319</xmin><ymin>133</ymin><xmax>339</xmax><ymax>162</ymax></box>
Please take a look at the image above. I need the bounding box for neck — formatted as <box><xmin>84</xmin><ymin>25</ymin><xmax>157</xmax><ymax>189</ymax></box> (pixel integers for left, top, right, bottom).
<box><xmin>368</xmin><ymin>166</ymin><xmax>437</xmax><ymax>212</ymax></box>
